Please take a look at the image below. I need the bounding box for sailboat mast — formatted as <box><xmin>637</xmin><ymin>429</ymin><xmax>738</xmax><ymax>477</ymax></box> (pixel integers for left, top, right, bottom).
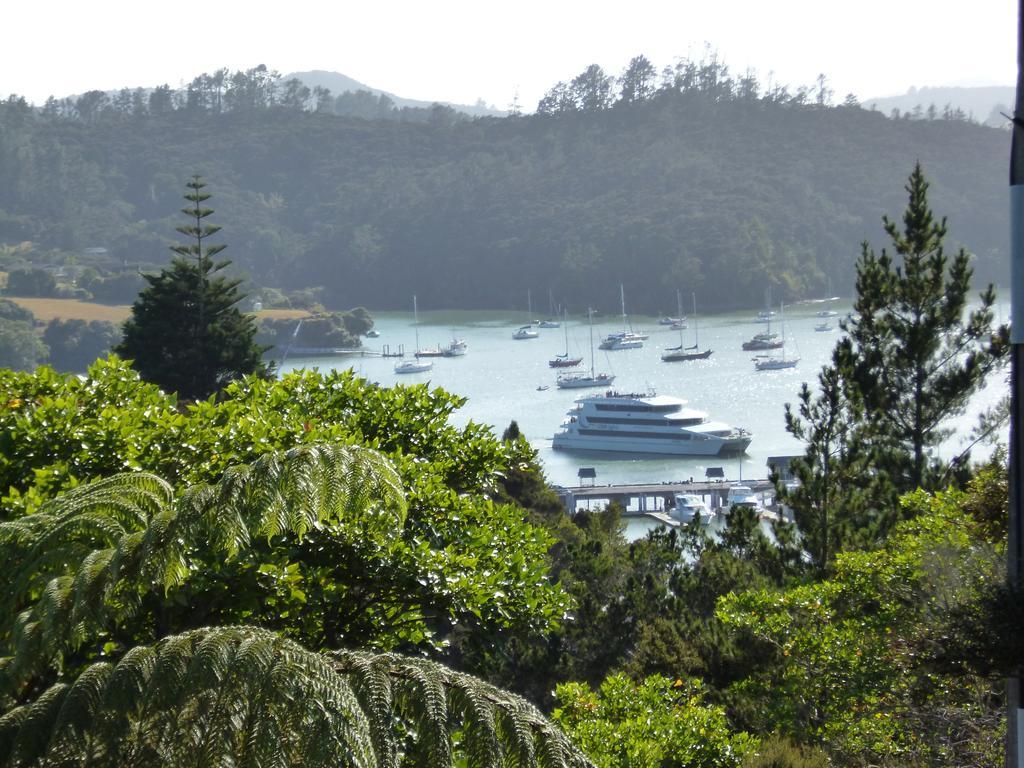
<box><xmin>692</xmin><ymin>292</ymin><xmax>698</xmax><ymax>348</ymax></box>
<box><xmin>589</xmin><ymin>307</ymin><xmax>595</xmax><ymax>377</ymax></box>
<box><xmin>413</xmin><ymin>295</ymin><xmax>420</xmax><ymax>351</ymax></box>
<box><xmin>620</xmin><ymin>284</ymin><xmax>627</xmax><ymax>332</ymax></box>
<box><xmin>563</xmin><ymin>306</ymin><xmax>570</xmax><ymax>356</ymax></box>
<box><xmin>676</xmin><ymin>290</ymin><xmax>684</xmax><ymax>347</ymax></box>
<box><xmin>780</xmin><ymin>302</ymin><xmax>786</xmax><ymax>361</ymax></box>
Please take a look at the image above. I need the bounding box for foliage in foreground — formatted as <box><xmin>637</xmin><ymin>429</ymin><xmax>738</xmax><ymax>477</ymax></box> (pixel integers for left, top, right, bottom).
<box><xmin>553</xmin><ymin>674</ymin><xmax>756</xmax><ymax>768</ymax></box>
<box><xmin>0</xmin><ymin>445</ymin><xmax>590</xmax><ymax>768</ymax></box>
<box><xmin>718</xmin><ymin>466</ymin><xmax>1007</xmax><ymax>767</ymax></box>
<box><xmin>0</xmin><ymin>358</ymin><xmax>567</xmax><ymax>656</ymax></box>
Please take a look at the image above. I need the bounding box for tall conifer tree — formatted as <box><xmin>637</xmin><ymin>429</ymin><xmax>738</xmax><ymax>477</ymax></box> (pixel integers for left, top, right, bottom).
<box><xmin>781</xmin><ymin>164</ymin><xmax>1008</xmax><ymax>571</ymax></box>
<box><xmin>837</xmin><ymin>162</ymin><xmax>1007</xmax><ymax>492</ymax></box>
<box><xmin>116</xmin><ymin>176</ymin><xmax>266</xmax><ymax>400</ymax></box>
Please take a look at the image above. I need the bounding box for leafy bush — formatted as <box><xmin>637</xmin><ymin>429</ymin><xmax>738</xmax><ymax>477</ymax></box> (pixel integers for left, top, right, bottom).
<box><xmin>553</xmin><ymin>674</ymin><xmax>756</xmax><ymax>768</ymax></box>
<box><xmin>717</xmin><ymin>481</ymin><xmax>1006</xmax><ymax>766</ymax></box>
<box><xmin>0</xmin><ymin>357</ymin><xmax>567</xmax><ymax>653</ymax></box>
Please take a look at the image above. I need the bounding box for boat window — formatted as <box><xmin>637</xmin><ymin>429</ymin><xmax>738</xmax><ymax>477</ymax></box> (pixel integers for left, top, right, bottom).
<box><xmin>586</xmin><ymin>416</ymin><xmax>675</xmax><ymax>426</ymax></box>
<box><xmin>593</xmin><ymin>403</ymin><xmax>680</xmax><ymax>413</ymax></box>
<box><xmin>577</xmin><ymin>428</ymin><xmax>705</xmax><ymax>440</ymax></box>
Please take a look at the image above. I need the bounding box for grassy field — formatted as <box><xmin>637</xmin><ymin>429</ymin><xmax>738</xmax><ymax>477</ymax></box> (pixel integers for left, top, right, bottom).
<box><xmin>8</xmin><ymin>298</ymin><xmax>132</xmax><ymax>323</ymax></box>
<box><xmin>6</xmin><ymin>297</ymin><xmax>309</xmax><ymax>324</ymax></box>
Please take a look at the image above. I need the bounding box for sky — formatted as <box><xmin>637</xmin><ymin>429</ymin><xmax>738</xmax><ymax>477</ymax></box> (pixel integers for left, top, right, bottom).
<box><xmin>1</xmin><ymin>0</ymin><xmax>1016</xmax><ymax>111</ymax></box>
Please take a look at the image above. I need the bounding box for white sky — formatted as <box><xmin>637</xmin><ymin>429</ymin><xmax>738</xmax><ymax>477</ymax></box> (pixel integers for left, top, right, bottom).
<box><xmin>1</xmin><ymin>0</ymin><xmax>1016</xmax><ymax>111</ymax></box>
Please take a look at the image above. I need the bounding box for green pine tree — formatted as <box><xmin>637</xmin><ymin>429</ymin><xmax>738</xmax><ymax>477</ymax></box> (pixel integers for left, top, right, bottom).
<box><xmin>780</xmin><ymin>164</ymin><xmax>1008</xmax><ymax>570</ymax></box>
<box><xmin>116</xmin><ymin>176</ymin><xmax>266</xmax><ymax>400</ymax></box>
<box><xmin>837</xmin><ymin>162</ymin><xmax>1007</xmax><ymax>493</ymax></box>
<box><xmin>778</xmin><ymin>365</ymin><xmax>888</xmax><ymax>574</ymax></box>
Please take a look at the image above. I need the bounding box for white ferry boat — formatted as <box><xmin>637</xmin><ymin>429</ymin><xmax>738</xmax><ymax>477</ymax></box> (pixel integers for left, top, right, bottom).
<box><xmin>552</xmin><ymin>391</ymin><xmax>752</xmax><ymax>456</ymax></box>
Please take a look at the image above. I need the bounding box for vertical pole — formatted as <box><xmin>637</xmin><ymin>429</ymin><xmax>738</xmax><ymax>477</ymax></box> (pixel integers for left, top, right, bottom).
<box><xmin>1009</xmin><ymin>3</ymin><xmax>1024</xmax><ymax>765</ymax></box>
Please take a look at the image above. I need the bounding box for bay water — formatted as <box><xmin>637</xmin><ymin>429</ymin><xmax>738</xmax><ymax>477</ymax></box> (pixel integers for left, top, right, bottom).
<box><xmin>279</xmin><ymin>304</ymin><xmax>1007</xmax><ymax>490</ymax></box>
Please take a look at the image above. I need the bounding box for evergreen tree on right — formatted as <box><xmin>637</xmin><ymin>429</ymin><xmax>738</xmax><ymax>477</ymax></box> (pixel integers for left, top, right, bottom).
<box><xmin>781</xmin><ymin>163</ymin><xmax>1008</xmax><ymax>571</ymax></box>
<box><xmin>837</xmin><ymin>162</ymin><xmax>1007</xmax><ymax>494</ymax></box>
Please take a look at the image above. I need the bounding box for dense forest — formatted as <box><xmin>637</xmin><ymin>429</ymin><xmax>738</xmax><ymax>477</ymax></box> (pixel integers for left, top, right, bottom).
<box><xmin>0</xmin><ymin>57</ymin><xmax>1009</xmax><ymax>315</ymax></box>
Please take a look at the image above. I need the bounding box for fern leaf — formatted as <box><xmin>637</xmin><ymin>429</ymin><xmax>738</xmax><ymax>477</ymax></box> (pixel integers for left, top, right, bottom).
<box><xmin>0</xmin><ymin>444</ymin><xmax>407</xmax><ymax>696</ymax></box>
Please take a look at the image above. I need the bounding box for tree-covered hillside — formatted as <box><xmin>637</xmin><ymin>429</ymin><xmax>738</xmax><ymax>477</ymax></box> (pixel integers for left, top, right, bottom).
<box><xmin>0</xmin><ymin>61</ymin><xmax>1009</xmax><ymax>314</ymax></box>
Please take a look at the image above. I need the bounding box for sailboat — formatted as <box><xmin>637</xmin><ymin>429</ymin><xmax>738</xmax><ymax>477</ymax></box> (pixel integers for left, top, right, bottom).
<box><xmin>539</xmin><ymin>289</ymin><xmax>561</xmax><ymax>328</ymax></box>
<box><xmin>659</xmin><ymin>292</ymin><xmax>685</xmax><ymax>326</ymax></box>
<box><xmin>395</xmin><ymin>296</ymin><xmax>433</xmax><ymax>374</ymax></box>
<box><xmin>513</xmin><ymin>289</ymin><xmax>539</xmax><ymax>339</ymax></box>
<box><xmin>742</xmin><ymin>286</ymin><xmax>783</xmax><ymax>350</ymax></box>
<box><xmin>754</xmin><ymin>302</ymin><xmax>799</xmax><ymax>370</ymax></box>
<box><xmin>598</xmin><ymin>284</ymin><xmax>646</xmax><ymax>350</ymax></box>
<box><xmin>662</xmin><ymin>292</ymin><xmax>712</xmax><ymax>362</ymax></box>
<box><xmin>549</xmin><ymin>308</ymin><xmax>582</xmax><ymax>367</ymax></box>
<box><xmin>557</xmin><ymin>308</ymin><xmax>616</xmax><ymax>389</ymax></box>
<box><xmin>816</xmin><ymin>277</ymin><xmax>839</xmax><ymax>317</ymax></box>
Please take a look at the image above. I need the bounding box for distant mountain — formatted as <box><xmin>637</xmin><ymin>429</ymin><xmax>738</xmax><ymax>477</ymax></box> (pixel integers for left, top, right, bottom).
<box><xmin>863</xmin><ymin>86</ymin><xmax>1013</xmax><ymax>127</ymax></box>
<box><xmin>284</xmin><ymin>70</ymin><xmax>505</xmax><ymax>118</ymax></box>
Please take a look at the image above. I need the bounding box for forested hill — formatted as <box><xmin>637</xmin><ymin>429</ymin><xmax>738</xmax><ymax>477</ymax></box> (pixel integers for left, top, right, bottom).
<box><xmin>0</xmin><ymin>83</ymin><xmax>1009</xmax><ymax>314</ymax></box>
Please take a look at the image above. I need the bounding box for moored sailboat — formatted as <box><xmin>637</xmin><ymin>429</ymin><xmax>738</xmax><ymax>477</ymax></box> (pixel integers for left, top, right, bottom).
<box><xmin>662</xmin><ymin>292</ymin><xmax>712</xmax><ymax>362</ymax></box>
<box><xmin>753</xmin><ymin>302</ymin><xmax>799</xmax><ymax>370</ymax></box>
<box><xmin>395</xmin><ymin>296</ymin><xmax>433</xmax><ymax>374</ymax></box>
<box><xmin>557</xmin><ymin>308</ymin><xmax>616</xmax><ymax>389</ymax></box>
<box><xmin>598</xmin><ymin>284</ymin><xmax>645</xmax><ymax>350</ymax></box>
<box><xmin>549</xmin><ymin>308</ymin><xmax>582</xmax><ymax>368</ymax></box>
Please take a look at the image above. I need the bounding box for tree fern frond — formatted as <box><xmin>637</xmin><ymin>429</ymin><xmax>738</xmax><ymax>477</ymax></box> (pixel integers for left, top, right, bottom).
<box><xmin>448</xmin><ymin>675</ymin><xmax>501</xmax><ymax>768</ymax></box>
<box><xmin>0</xmin><ymin>627</ymin><xmax>376</xmax><ymax>768</ymax></box>
<box><xmin>0</xmin><ymin>628</ymin><xmax>592</xmax><ymax>768</ymax></box>
<box><xmin>0</xmin><ymin>444</ymin><xmax>407</xmax><ymax>695</ymax></box>
<box><xmin>3</xmin><ymin>682</ymin><xmax>68</xmax><ymax>766</ymax></box>
<box><xmin>495</xmin><ymin>702</ymin><xmax>538</xmax><ymax>768</ymax></box>
<box><xmin>51</xmin><ymin>661</ymin><xmax>115</xmax><ymax>743</ymax></box>
<box><xmin>390</xmin><ymin>655</ymin><xmax>453</xmax><ymax>768</ymax></box>
<box><xmin>0</xmin><ymin>473</ymin><xmax>173</xmax><ymax>624</ymax></box>
<box><xmin>335</xmin><ymin>650</ymin><xmax>594</xmax><ymax>768</ymax></box>
<box><xmin>336</xmin><ymin>651</ymin><xmax>397</xmax><ymax>768</ymax></box>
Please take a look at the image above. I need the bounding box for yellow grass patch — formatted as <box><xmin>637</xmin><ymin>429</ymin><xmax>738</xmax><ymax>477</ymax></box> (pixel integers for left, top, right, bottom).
<box><xmin>7</xmin><ymin>298</ymin><xmax>131</xmax><ymax>323</ymax></box>
<box><xmin>254</xmin><ymin>308</ymin><xmax>311</xmax><ymax>320</ymax></box>
<box><xmin>5</xmin><ymin>297</ymin><xmax>310</xmax><ymax>324</ymax></box>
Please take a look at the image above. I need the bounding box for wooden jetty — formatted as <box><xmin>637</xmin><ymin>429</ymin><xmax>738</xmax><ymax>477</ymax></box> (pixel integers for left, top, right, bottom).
<box><xmin>555</xmin><ymin>478</ymin><xmax>777</xmax><ymax>517</ymax></box>
<box><xmin>556</xmin><ymin>456</ymin><xmax>802</xmax><ymax>520</ymax></box>
<box><xmin>278</xmin><ymin>344</ymin><xmax>405</xmax><ymax>359</ymax></box>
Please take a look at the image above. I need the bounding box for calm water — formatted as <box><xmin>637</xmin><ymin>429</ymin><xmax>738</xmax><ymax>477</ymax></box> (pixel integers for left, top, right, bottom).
<box><xmin>279</xmin><ymin>304</ymin><xmax>1007</xmax><ymax>489</ymax></box>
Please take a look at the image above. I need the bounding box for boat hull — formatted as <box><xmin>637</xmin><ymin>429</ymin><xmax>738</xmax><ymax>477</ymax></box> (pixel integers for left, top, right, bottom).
<box><xmin>556</xmin><ymin>374</ymin><xmax>615</xmax><ymax>389</ymax></box>
<box><xmin>662</xmin><ymin>349</ymin><xmax>713</xmax><ymax>362</ymax></box>
<box><xmin>741</xmin><ymin>339</ymin><xmax>783</xmax><ymax>351</ymax></box>
<box><xmin>552</xmin><ymin>431</ymin><xmax>751</xmax><ymax>456</ymax></box>
<box><xmin>395</xmin><ymin>360</ymin><xmax>433</xmax><ymax>374</ymax></box>
<box><xmin>754</xmin><ymin>358</ymin><xmax>799</xmax><ymax>371</ymax></box>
